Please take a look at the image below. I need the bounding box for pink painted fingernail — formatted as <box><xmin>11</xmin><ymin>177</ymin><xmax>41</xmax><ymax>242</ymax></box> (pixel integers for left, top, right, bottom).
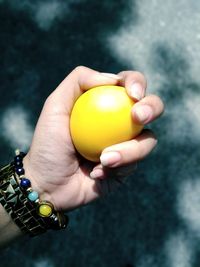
<box><xmin>130</xmin><ymin>83</ymin><xmax>144</xmax><ymax>101</ymax></box>
<box><xmin>100</xmin><ymin>151</ymin><xmax>121</xmax><ymax>167</ymax></box>
<box><xmin>90</xmin><ymin>169</ymin><xmax>104</xmax><ymax>179</ymax></box>
<box><xmin>101</xmin><ymin>73</ymin><xmax>122</xmax><ymax>80</ymax></box>
<box><xmin>134</xmin><ymin>105</ymin><xmax>153</xmax><ymax>124</ymax></box>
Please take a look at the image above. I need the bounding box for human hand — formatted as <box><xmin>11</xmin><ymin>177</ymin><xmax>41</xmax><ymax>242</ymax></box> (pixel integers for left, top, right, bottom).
<box><xmin>23</xmin><ymin>66</ymin><xmax>164</xmax><ymax>211</ymax></box>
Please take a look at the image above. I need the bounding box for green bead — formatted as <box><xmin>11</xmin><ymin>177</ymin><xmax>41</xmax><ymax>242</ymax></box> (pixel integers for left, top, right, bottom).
<box><xmin>28</xmin><ymin>191</ymin><xmax>39</xmax><ymax>202</ymax></box>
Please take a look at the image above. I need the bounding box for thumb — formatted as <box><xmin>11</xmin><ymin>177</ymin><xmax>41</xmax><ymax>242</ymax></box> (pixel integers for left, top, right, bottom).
<box><xmin>45</xmin><ymin>66</ymin><xmax>121</xmax><ymax>114</ymax></box>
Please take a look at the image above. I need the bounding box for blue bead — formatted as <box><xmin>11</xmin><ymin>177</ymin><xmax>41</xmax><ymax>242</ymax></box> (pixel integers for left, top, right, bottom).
<box><xmin>15</xmin><ymin>167</ymin><xmax>25</xmax><ymax>176</ymax></box>
<box><xmin>28</xmin><ymin>191</ymin><xmax>39</xmax><ymax>202</ymax></box>
<box><xmin>20</xmin><ymin>178</ymin><xmax>31</xmax><ymax>188</ymax></box>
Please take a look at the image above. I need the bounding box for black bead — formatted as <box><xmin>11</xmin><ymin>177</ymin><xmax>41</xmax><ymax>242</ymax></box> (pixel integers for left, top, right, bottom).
<box><xmin>14</xmin><ymin>161</ymin><xmax>23</xmax><ymax>168</ymax></box>
<box><xmin>15</xmin><ymin>167</ymin><xmax>25</xmax><ymax>176</ymax></box>
<box><xmin>14</xmin><ymin>155</ymin><xmax>23</xmax><ymax>163</ymax></box>
<box><xmin>20</xmin><ymin>152</ymin><xmax>26</xmax><ymax>157</ymax></box>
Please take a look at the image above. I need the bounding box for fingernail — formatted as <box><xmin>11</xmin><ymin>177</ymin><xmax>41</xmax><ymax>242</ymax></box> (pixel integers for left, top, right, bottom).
<box><xmin>101</xmin><ymin>73</ymin><xmax>122</xmax><ymax>80</ymax></box>
<box><xmin>100</xmin><ymin>151</ymin><xmax>121</xmax><ymax>167</ymax></box>
<box><xmin>90</xmin><ymin>169</ymin><xmax>104</xmax><ymax>179</ymax></box>
<box><xmin>134</xmin><ymin>105</ymin><xmax>153</xmax><ymax>124</ymax></box>
<box><xmin>130</xmin><ymin>83</ymin><xmax>144</xmax><ymax>101</ymax></box>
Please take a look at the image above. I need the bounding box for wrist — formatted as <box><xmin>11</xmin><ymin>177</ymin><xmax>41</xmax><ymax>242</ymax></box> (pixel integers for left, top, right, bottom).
<box><xmin>22</xmin><ymin>154</ymin><xmax>54</xmax><ymax>207</ymax></box>
<box><xmin>0</xmin><ymin>152</ymin><xmax>68</xmax><ymax>238</ymax></box>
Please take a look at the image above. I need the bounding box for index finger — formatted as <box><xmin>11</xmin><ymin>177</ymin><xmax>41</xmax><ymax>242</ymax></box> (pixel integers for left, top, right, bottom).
<box><xmin>117</xmin><ymin>70</ymin><xmax>147</xmax><ymax>101</ymax></box>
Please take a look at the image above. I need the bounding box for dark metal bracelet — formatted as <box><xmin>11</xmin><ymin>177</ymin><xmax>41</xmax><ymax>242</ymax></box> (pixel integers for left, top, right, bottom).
<box><xmin>0</xmin><ymin>151</ymin><xmax>69</xmax><ymax>237</ymax></box>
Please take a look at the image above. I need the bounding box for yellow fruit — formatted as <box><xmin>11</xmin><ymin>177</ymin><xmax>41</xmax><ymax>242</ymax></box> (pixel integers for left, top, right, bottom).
<box><xmin>70</xmin><ymin>85</ymin><xmax>143</xmax><ymax>162</ymax></box>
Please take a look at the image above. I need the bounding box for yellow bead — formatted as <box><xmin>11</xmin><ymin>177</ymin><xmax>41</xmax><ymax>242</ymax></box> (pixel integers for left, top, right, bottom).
<box><xmin>38</xmin><ymin>203</ymin><xmax>53</xmax><ymax>217</ymax></box>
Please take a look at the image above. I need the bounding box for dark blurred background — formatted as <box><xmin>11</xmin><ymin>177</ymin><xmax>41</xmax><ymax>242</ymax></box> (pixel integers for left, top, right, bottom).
<box><xmin>1</xmin><ymin>1</ymin><xmax>200</xmax><ymax>267</ymax></box>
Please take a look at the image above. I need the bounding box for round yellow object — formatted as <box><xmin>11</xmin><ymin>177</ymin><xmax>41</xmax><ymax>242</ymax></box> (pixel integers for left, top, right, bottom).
<box><xmin>70</xmin><ymin>85</ymin><xmax>143</xmax><ymax>162</ymax></box>
<box><xmin>38</xmin><ymin>203</ymin><xmax>53</xmax><ymax>217</ymax></box>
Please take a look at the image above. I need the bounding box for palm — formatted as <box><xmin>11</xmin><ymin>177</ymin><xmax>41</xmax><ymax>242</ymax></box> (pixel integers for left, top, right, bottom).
<box><xmin>26</xmin><ymin>99</ymin><xmax>131</xmax><ymax>211</ymax></box>
<box><xmin>25</xmin><ymin>103</ymin><xmax>94</xmax><ymax>210</ymax></box>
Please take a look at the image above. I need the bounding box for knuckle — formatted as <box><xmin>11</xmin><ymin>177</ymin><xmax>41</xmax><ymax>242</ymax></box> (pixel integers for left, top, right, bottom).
<box><xmin>122</xmin><ymin>70</ymin><xmax>147</xmax><ymax>87</ymax></box>
<box><xmin>44</xmin><ymin>94</ymin><xmax>52</xmax><ymax>106</ymax></box>
<box><xmin>43</xmin><ymin>94</ymin><xmax>60</xmax><ymax>114</ymax></box>
<box><xmin>134</xmin><ymin>71</ymin><xmax>147</xmax><ymax>84</ymax></box>
<box><xmin>74</xmin><ymin>65</ymin><xmax>87</xmax><ymax>73</ymax></box>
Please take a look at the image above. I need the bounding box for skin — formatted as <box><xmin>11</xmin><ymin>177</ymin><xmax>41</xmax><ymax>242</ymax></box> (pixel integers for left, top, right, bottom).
<box><xmin>0</xmin><ymin>66</ymin><xmax>164</xmax><ymax>247</ymax></box>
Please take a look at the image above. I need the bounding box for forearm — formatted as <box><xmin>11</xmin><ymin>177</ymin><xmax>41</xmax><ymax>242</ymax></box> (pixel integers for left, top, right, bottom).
<box><xmin>0</xmin><ymin>203</ymin><xmax>23</xmax><ymax>249</ymax></box>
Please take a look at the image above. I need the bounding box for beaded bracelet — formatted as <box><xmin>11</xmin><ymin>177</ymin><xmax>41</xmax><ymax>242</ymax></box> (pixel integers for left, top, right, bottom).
<box><xmin>0</xmin><ymin>150</ymin><xmax>68</xmax><ymax>236</ymax></box>
<box><xmin>14</xmin><ymin>150</ymin><xmax>53</xmax><ymax>217</ymax></box>
<box><xmin>13</xmin><ymin>150</ymin><xmax>68</xmax><ymax>232</ymax></box>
